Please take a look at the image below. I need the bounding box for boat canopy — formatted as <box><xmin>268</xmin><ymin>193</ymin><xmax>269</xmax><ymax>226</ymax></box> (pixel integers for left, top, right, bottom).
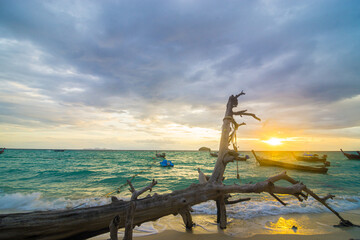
<box><xmin>303</xmin><ymin>153</ymin><xmax>318</xmax><ymax>157</ymax></box>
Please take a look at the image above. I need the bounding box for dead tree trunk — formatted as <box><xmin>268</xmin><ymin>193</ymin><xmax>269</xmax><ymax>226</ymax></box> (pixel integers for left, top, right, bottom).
<box><xmin>208</xmin><ymin>91</ymin><xmax>261</xmax><ymax>228</ymax></box>
<box><xmin>0</xmin><ymin>92</ymin><xmax>354</xmax><ymax>240</ymax></box>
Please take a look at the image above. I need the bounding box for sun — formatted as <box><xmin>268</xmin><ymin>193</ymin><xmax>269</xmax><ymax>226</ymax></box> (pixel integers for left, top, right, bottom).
<box><xmin>262</xmin><ymin>137</ymin><xmax>283</xmax><ymax>146</ymax></box>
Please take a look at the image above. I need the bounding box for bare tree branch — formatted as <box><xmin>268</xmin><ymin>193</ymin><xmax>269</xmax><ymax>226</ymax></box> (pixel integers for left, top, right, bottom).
<box><xmin>130</xmin><ymin>179</ymin><xmax>157</xmax><ymax>201</ymax></box>
<box><xmin>269</xmin><ymin>193</ymin><xmax>287</xmax><ymax>206</ymax></box>
<box><xmin>127</xmin><ymin>180</ymin><xmax>135</xmax><ymax>193</ymax></box>
<box><xmin>233</xmin><ymin>110</ymin><xmax>261</xmax><ymax>121</ymax></box>
<box><xmin>234</xmin><ymin>90</ymin><xmax>245</xmax><ymax>98</ymax></box>
<box><xmin>225</xmin><ymin>197</ymin><xmax>251</xmax><ymax>204</ymax></box>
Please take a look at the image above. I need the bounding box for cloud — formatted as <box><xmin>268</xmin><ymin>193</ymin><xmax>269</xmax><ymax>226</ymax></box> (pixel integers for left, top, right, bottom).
<box><xmin>0</xmin><ymin>0</ymin><xmax>359</xmax><ymax>149</ymax></box>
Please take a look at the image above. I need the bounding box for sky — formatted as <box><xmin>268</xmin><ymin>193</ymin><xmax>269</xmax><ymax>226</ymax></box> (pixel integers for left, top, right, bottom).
<box><xmin>0</xmin><ymin>0</ymin><xmax>359</xmax><ymax>151</ymax></box>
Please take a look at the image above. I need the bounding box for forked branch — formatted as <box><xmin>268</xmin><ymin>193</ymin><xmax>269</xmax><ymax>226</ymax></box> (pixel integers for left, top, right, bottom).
<box><xmin>112</xmin><ymin>179</ymin><xmax>158</xmax><ymax>240</ymax></box>
<box><xmin>128</xmin><ymin>179</ymin><xmax>157</xmax><ymax>200</ymax></box>
<box><xmin>233</xmin><ymin>110</ymin><xmax>261</xmax><ymax>121</ymax></box>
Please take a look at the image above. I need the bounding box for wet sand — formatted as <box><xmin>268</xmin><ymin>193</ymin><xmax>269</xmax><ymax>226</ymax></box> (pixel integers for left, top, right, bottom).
<box><xmin>89</xmin><ymin>209</ymin><xmax>360</xmax><ymax>240</ymax></box>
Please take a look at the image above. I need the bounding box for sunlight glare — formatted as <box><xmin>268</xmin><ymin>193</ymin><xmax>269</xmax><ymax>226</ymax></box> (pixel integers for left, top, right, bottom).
<box><xmin>262</xmin><ymin>137</ymin><xmax>283</xmax><ymax>146</ymax></box>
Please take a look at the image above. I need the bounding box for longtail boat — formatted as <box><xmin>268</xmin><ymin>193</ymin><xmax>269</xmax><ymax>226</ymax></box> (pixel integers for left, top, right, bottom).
<box><xmin>0</xmin><ymin>148</ymin><xmax>5</xmax><ymax>154</ymax></box>
<box><xmin>53</xmin><ymin>149</ymin><xmax>65</xmax><ymax>152</ymax></box>
<box><xmin>340</xmin><ymin>149</ymin><xmax>360</xmax><ymax>160</ymax></box>
<box><xmin>291</xmin><ymin>152</ymin><xmax>330</xmax><ymax>166</ymax></box>
<box><xmin>235</xmin><ymin>154</ymin><xmax>250</xmax><ymax>161</ymax></box>
<box><xmin>252</xmin><ymin>150</ymin><xmax>328</xmax><ymax>174</ymax></box>
<box><xmin>155</xmin><ymin>151</ymin><xmax>166</xmax><ymax>158</ymax></box>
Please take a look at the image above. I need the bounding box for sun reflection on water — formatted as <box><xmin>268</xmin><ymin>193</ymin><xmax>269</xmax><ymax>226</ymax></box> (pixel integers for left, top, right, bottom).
<box><xmin>265</xmin><ymin>217</ymin><xmax>301</xmax><ymax>234</ymax></box>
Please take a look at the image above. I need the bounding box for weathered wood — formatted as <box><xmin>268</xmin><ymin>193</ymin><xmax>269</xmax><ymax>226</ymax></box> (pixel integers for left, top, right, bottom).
<box><xmin>179</xmin><ymin>206</ymin><xmax>194</xmax><ymax>229</ymax></box>
<box><xmin>224</xmin><ymin>196</ymin><xmax>250</xmax><ymax>204</ymax></box>
<box><xmin>216</xmin><ymin>196</ymin><xmax>227</xmax><ymax>229</ymax></box>
<box><xmin>277</xmin><ymin>171</ymin><xmax>351</xmax><ymax>224</ymax></box>
<box><xmin>123</xmin><ymin>201</ymin><xmax>136</xmax><ymax>240</ymax></box>
<box><xmin>109</xmin><ymin>215</ymin><xmax>121</xmax><ymax>240</ymax></box>
<box><xmin>0</xmin><ymin>172</ymin><xmax>310</xmax><ymax>240</ymax></box>
<box><xmin>208</xmin><ymin>92</ymin><xmax>260</xmax><ymax>229</ymax></box>
<box><xmin>269</xmin><ymin>193</ymin><xmax>287</xmax><ymax>206</ymax></box>
<box><xmin>120</xmin><ymin>179</ymin><xmax>157</xmax><ymax>240</ymax></box>
<box><xmin>197</xmin><ymin>168</ymin><xmax>208</xmax><ymax>184</ymax></box>
<box><xmin>209</xmin><ymin>92</ymin><xmax>260</xmax><ymax>183</ymax></box>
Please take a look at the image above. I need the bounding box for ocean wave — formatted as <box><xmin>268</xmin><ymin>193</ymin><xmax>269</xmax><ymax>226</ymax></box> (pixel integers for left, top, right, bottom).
<box><xmin>0</xmin><ymin>192</ymin><xmax>111</xmax><ymax>214</ymax></box>
<box><xmin>1</xmin><ymin>191</ymin><xmax>359</xmax><ymax>220</ymax></box>
<box><xmin>35</xmin><ymin>169</ymin><xmax>96</xmax><ymax>179</ymax></box>
<box><xmin>98</xmin><ymin>176</ymin><xmax>126</xmax><ymax>184</ymax></box>
<box><xmin>192</xmin><ymin>195</ymin><xmax>360</xmax><ymax>219</ymax></box>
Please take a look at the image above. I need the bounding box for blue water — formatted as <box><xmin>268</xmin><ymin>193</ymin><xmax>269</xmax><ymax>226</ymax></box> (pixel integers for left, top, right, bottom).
<box><xmin>1</xmin><ymin>149</ymin><xmax>360</xmax><ymax>218</ymax></box>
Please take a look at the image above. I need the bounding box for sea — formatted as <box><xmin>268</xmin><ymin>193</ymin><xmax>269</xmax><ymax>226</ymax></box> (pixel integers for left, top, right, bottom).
<box><xmin>1</xmin><ymin>149</ymin><xmax>360</xmax><ymax>237</ymax></box>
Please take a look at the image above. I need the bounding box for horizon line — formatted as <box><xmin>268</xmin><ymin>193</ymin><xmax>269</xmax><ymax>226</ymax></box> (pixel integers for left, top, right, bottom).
<box><xmin>1</xmin><ymin>148</ymin><xmax>351</xmax><ymax>152</ymax></box>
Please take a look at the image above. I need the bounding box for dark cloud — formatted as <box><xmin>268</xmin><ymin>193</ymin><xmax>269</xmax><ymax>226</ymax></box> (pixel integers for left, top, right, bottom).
<box><xmin>0</xmin><ymin>0</ymin><xmax>359</xmax><ymax>136</ymax></box>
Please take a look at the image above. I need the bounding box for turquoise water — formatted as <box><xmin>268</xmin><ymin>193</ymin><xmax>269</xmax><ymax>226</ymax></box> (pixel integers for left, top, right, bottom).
<box><xmin>1</xmin><ymin>149</ymin><xmax>360</xmax><ymax>218</ymax></box>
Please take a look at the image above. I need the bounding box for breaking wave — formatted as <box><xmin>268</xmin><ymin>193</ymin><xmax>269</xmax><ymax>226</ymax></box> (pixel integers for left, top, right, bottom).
<box><xmin>1</xmin><ymin>192</ymin><xmax>359</xmax><ymax>219</ymax></box>
<box><xmin>192</xmin><ymin>195</ymin><xmax>360</xmax><ymax>219</ymax></box>
<box><xmin>0</xmin><ymin>192</ymin><xmax>111</xmax><ymax>214</ymax></box>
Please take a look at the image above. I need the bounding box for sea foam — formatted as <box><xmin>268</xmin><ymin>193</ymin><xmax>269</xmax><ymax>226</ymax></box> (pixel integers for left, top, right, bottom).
<box><xmin>192</xmin><ymin>195</ymin><xmax>360</xmax><ymax>219</ymax></box>
<box><xmin>1</xmin><ymin>192</ymin><xmax>359</xmax><ymax>219</ymax></box>
<box><xmin>0</xmin><ymin>192</ymin><xmax>111</xmax><ymax>214</ymax></box>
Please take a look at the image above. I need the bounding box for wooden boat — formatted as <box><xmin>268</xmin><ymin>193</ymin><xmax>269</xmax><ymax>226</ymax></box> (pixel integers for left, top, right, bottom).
<box><xmin>155</xmin><ymin>151</ymin><xmax>166</xmax><ymax>158</ymax></box>
<box><xmin>340</xmin><ymin>149</ymin><xmax>360</xmax><ymax>160</ymax></box>
<box><xmin>235</xmin><ymin>154</ymin><xmax>250</xmax><ymax>161</ymax></box>
<box><xmin>210</xmin><ymin>152</ymin><xmax>248</xmax><ymax>161</ymax></box>
<box><xmin>0</xmin><ymin>148</ymin><xmax>5</xmax><ymax>154</ymax></box>
<box><xmin>252</xmin><ymin>150</ymin><xmax>328</xmax><ymax>174</ymax></box>
<box><xmin>291</xmin><ymin>152</ymin><xmax>330</xmax><ymax>166</ymax></box>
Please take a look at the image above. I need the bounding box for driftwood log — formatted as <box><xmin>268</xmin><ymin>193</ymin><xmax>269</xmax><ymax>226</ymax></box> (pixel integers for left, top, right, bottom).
<box><xmin>0</xmin><ymin>92</ymin><xmax>354</xmax><ymax>240</ymax></box>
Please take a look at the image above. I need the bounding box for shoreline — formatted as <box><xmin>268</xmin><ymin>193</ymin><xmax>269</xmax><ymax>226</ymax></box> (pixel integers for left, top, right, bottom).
<box><xmin>89</xmin><ymin>209</ymin><xmax>360</xmax><ymax>240</ymax></box>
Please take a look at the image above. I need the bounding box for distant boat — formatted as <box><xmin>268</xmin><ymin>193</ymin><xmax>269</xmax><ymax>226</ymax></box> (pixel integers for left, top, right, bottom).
<box><xmin>291</xmin><ymin>152</ymin><xmax>330</xmax><ymax>166</ymax></box>
<box><xmin>340</xmin><ymin>149</ymin><xmax>360</xmax><ymax>160</ymax></box>
<box><xmin>235</xmin><ymin>154</ymin><xmax>250</xmax><ymax>161</ymax></box>
<box><xmin>0</xmin><ymin>148</ymin><xmax>5</xmax><ymax>154</ymax></box>
<box><xmin>210</xmin><ymin>152</ymin><xmax>249</xmax><ymax>161</ymax></box>
<box><xmin>53</xmin><ymin>149</ymin><xmax>65</xmax><ymax>152</ymax></box>
<box><xmin>155</xmin><ymin>151</ymin><xmax>166</xmax><ymax>158</ymax></box>
<box><xmin>252</xmin><ymin>150</ymin><xmax>328</xmax><ymax>174</ymax></box>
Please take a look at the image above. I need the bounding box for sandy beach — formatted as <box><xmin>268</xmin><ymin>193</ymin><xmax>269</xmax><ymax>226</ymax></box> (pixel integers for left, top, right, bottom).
<box><xmin>90</xmin><ymin>209</ymin><xmax>360</xmax><ymax>240</ymax></box>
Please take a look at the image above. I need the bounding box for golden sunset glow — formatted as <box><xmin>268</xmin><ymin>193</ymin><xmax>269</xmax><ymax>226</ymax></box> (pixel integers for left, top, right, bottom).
<box><xmin>262</xmin><ymin>137</ymin><xmax>284</xmax><ymax>146</ymax></box>
<box><xmin>267</xmin><ymin>217</ymin><xmax>300</xmax><ymax>230</ymax></box>
<box><xmin>265</xmin><ymin>217</ymin><xmax>306</xmax><ymax>235</ymax></box>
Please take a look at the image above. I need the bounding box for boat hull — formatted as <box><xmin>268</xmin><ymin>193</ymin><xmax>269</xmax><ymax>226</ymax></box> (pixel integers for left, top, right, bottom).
<box><xmin>257</xmin><ymin>158</ymin><xmax>328</xmax><ymax>173</ymax></box>
<box><xmin>292</xmin><ymin>153</ymin><xmax>329</xmax><ymax>164</ymax></box>
<box><xmin>340</xmin><ymin>149</ymin><xmax>360</xmax><ymax>160</ymax></box>
<box><xmin>252</xmin><ymin>151</ymin><xmax>328</xmax><ymax>174</ymax></box>
<box><xmin>343</xmin><ymin>153</ymin><xmax>360</xmax><ymax>160</ymax></box>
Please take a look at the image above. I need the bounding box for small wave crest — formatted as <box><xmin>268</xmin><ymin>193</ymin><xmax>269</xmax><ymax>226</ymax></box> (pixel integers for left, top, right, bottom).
<box><xmin>0</xmin><ymin>192</ymin><xmax>111</xmax><ymax>214</ymax></box>
<box><xmin>36</xmin><ymin>169</ymin><xmax>96</xmax><ymax>178</ymax></box>
<box><xmin>192</xmin><ymin>195</ymin><xmax>360</xmax><ymax>219</ymax></box>
<box><xmin>2</xmin><ymin>192</ymin><xmax>360</xmax><ymax>219</ymax></box>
